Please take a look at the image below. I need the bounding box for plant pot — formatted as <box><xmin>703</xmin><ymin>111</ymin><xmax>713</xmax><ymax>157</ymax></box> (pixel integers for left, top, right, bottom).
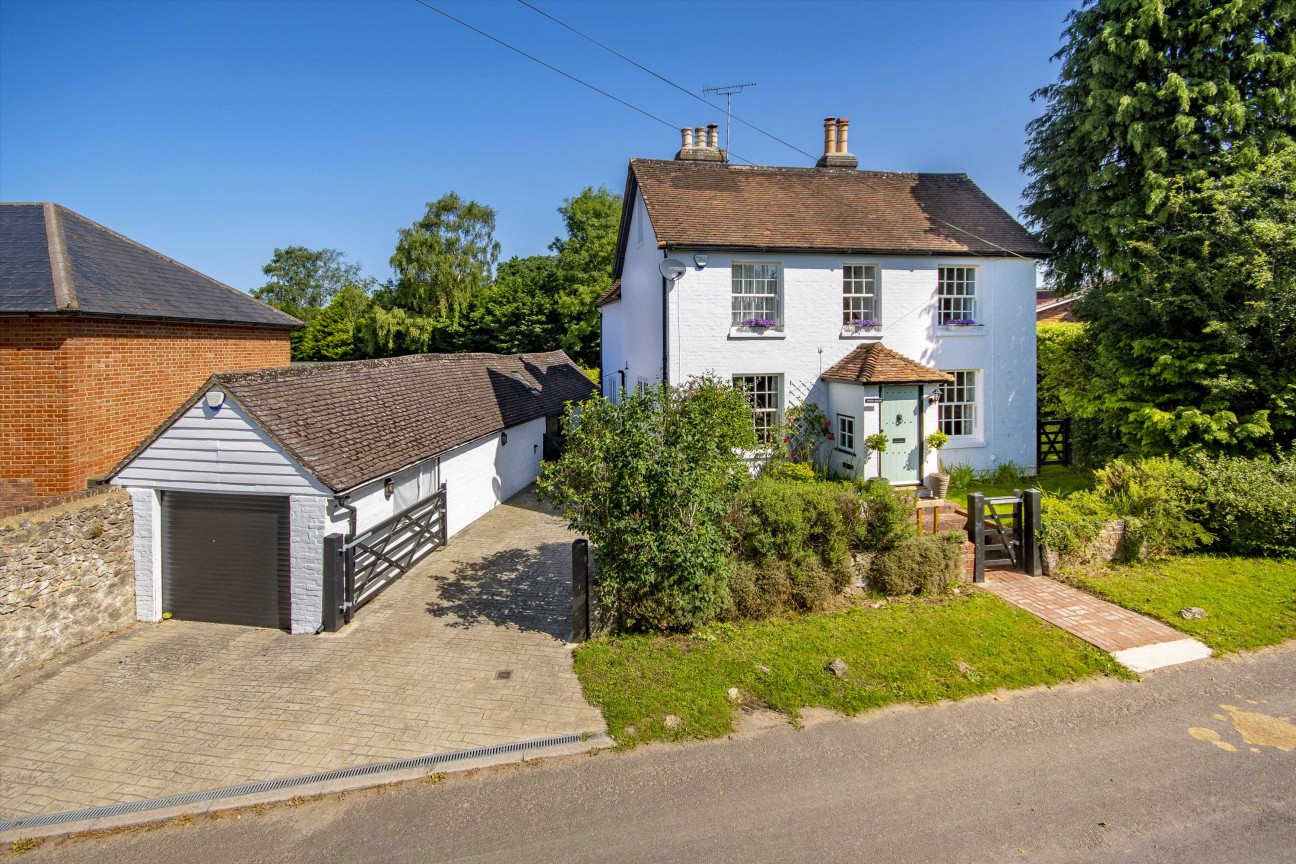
<box><xmin>927</xmin><ymin>472</ymin><xmax>951</xmax><ymax>499</ymax></box>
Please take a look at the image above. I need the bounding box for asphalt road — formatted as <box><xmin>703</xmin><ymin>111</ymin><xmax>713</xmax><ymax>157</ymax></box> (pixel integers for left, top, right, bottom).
<box><xmin>26</xmin><ymin>643</ymin><xmax>1296</xmax><ymax>864</ymax></box>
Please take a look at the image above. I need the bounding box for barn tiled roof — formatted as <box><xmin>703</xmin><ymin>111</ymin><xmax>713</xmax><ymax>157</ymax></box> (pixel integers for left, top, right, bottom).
<box><xmin>616</xmin><ymin>160</ymin><xmax>1048</xmax><ymax>277</ymax></box>
<box><xmin>111</xmin><ymin>351</ymin><xmax>595</xmax><ymax>492</ymax></box>
<box><xmin>0</xmin><ymin>202</ymin><xmax>300</xmax><ymax>328</ymax></box>
<box><xmin>595</xmin><ymin>279</ymin><xmax>621</xmax><ymax>307</ymax></box>
<box><xmin>821</xmin><ymin>343</ymin><xmax>954</xmax><ymax>385</ymax></box>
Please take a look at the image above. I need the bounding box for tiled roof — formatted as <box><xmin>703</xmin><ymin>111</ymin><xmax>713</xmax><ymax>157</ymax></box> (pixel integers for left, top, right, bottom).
<box><xmin>0</xmin><ymin>203</ymin><xmax>300</xmax><ymax>328</ymax></box>
<box><xmin>595</xmin><ymin>279</ymin><xmax>621</xmax><ymax>307</ymax></box>
<box><xmin>821</xmin><ymin>343</ymin><xmax>954</xmax><ymax>385</ymax></box>
<box><xmin>111</xmin><ymin>351</ymin><xmax>595</xmax><ymax>492</ymax></box>
<box><xmin>617</xmin><ymin>160</ymin><xmax>1048</xmax><ymax>276</ymax></box>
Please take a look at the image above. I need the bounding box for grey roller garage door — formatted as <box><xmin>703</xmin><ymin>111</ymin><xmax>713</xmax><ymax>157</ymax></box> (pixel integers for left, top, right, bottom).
<box><xmin>161</xmin><ymin>492</ymin><xmax>291</xmax><ymax>629</ymax></box>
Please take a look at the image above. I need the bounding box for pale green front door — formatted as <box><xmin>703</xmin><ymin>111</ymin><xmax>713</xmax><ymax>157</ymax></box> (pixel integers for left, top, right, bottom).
<box><xmin>879</xmin><ymin>386</ymin><xmax>922</xmax><ymax>483</ymax></box>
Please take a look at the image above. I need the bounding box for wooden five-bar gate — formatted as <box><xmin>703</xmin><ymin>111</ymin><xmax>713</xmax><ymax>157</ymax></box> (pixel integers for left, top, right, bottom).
<box><xmin>323</xmin><ymin>484</ymin><xmax>447</xmax><ymax>630</ymax></box>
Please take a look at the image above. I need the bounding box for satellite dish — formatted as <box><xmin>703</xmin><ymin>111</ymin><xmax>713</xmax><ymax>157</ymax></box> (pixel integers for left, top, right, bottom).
<box><xmin>658</xmin><ymin>258</ymin><xmax>688</xmax><ymax>282</ymax></box>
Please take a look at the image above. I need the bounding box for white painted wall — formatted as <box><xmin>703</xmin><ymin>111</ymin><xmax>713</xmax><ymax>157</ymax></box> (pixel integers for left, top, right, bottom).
<box><xmin>113</xmin><ymin>392</ymin><xmax>331</xmax><ymax>496</ymax></box>
<box><xmin>615</xmin><ymin>228</ymin><xmax>1039</xmax><ymax>472</ymax></box>
<box><xmin>600</xmin><ymin>300</ymin><xmax>626</xmax><ymax>401</ymax></box>
<box><xmin>617</xmin><ymin>192</ymin><xmax>667</xmax><ymax>390</ymax></box>
<box><xmin>129</xmin><ymin>487</ymin><xmax>162</xmax><ymax>623</ymax></box>
<box><xmin>289</xmin><ymin>496</ymin><xmax>327</xmax><ymax>634</ymax></box>
<box><xmin>825</xmin><ymin>380</ymin><xmax>942</xmax><ymax>482</ymax></box>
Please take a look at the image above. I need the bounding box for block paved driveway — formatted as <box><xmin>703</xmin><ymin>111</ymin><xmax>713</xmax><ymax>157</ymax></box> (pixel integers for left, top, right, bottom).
<box><xmin>0</xmin><ymin>488</ymin><xmax>604</xmax><ymax>820</ymax></box>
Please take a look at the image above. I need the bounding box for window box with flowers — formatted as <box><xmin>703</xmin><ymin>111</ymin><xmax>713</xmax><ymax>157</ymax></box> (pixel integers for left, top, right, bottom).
<box><xmin>730</xmin><ymin>317</ymin><xmax>787</xmax><ymax>339</ymax></box>
<box><xmin>841</xmin><ymin>318</ymin><xmax>883</xmax><ymax>339</ymax></box>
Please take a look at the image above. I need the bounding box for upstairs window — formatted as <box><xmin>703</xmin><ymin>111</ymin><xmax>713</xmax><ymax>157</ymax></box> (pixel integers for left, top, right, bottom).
<box><xmin>938</xmin><ymin>266</ymin><xmax>977</xmax><ymax>324</ymax></box>
<box><xmin>732</xmin><ymin>263</ymin><xmax>781</xmax><ymax>328</ymax></box>
<box><xmin>938</xmin><ymin>370</ymin><xmax>978</xmax><ymax>437</ymax></box>
<box><xmin>733</xmin><ymin>374</ymin><xmax>781</xmax><ymax>443</ymax></box>
<box><xmin>842</xmin><ymin>264</ymin><xmax>879</xmax><ymax>326</ymax></box>
<box><xmin>836</xmin><ymin>414</ymin><xmax>855</xmax><ymax>453</ymax></box>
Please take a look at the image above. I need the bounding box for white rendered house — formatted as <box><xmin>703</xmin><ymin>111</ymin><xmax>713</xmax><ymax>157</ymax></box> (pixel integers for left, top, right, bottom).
<box><xmin>598</xmin><ymin>118</ymin><xmax>1049</xmax><ymax>484</ymax></box>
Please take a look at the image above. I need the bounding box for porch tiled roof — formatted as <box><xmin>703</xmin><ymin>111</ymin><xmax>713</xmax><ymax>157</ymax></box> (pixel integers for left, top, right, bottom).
<box><xmin>821</xmin><ymin>343</ymin><xmax>954</xmax><ymax>385</ymax></box>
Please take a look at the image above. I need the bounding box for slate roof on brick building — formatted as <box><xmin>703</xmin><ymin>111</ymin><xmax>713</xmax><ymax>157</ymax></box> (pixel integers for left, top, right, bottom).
<box><xmin>109</xmin><ymin>351</ymin><xmax>596</xmax><ymax>492</ymax></box>
<box><xmin>821</xmin><ymin>343</ymin><xmax>954</xmax><ymax>385</ymax></box>
<box><xmin>0</xmin><ymin>203</ymin><xmax>300</xmax><ymax>328</ymax></box>
<box><xmin>614</xmin><ymin>160</ymin><xmax>1049</xmax><ymax>277</ymax></box>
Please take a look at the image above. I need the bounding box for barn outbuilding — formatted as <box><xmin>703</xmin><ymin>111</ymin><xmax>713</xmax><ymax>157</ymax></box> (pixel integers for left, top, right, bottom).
<box><xmin>108</xmin><ymin>351</ymin><xmax>594</xmax><ymax>633</ymax></box>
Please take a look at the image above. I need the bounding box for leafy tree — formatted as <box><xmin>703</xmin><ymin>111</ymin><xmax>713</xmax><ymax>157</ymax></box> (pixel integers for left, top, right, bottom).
<box><xmin>253</xmin><ymin>246</ymin><xmax>371</xmax><ymax>324</ymax></box>
<box><xmin>538</xmin><ymin>377</ymin><xmax>758</xmax><ymax>632</ymax></box>
<box><xmin>390</xmin><ymin>192</ymin><xmax>501</xmax><ymax>320</ymax></box>
<box><xmin>550</xmin><ymin>186</ymin><xmax>621</xmax><ymax>366</ymax></box>
<box><xmin>460</xmin><ymin>255</ymin><xmax>565</xmax><ymax>355</ymax></box>
<box><xmin>296</xmin><ymin>283</ymin><xmax>372</xmax><ymax>361</ymax></box>
<box><xmin>1022</xmin><ymin>0</ymin><xmax>1296</xmax><ymax>456</ymax></box>
<box><xmin>1023</xmin><ymin>0</ymin><xmax>1295</xmax><ymax>294</ymax></box>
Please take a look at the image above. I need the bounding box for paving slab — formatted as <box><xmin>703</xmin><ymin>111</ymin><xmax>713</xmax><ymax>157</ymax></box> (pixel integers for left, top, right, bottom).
<box><xmin>0</xmin><ymin>488</ymin><xmax>604</xmax><ymax>820</ymax></box>
<box><xmin>980</xmin><ymin>570</ymin><xmax>1211</xmax><ymax>672</ymax></box>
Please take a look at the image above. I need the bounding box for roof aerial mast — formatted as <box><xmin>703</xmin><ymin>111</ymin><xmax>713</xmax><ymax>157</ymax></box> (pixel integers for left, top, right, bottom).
<box><xmin>702</xmin><ymin>82</ymin><xmax>756</xmax><ymax>156</ymax></box>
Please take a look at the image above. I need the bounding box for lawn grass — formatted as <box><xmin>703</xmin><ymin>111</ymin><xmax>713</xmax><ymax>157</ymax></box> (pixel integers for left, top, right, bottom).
<box><xmin>946</xmin><ymin>465</ymin><xmax>1093</xmax><ymax>509</ymax></box>
<box><xmin>1070</xmin><ymin>555</ymin><xmax>1296</xmax><ymax>655</ymax></box>
<box><xmin>573</xmin><ymin>592</ymin><xmax>1132</xmax><ymax>746</ymax></box>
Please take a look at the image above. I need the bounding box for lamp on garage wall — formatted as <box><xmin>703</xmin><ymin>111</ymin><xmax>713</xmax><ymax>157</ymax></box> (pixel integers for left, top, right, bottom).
<box><xmin>501</xmin><ymin>432</ymin><xmax>508</xmax><ymax>445</ymax></box>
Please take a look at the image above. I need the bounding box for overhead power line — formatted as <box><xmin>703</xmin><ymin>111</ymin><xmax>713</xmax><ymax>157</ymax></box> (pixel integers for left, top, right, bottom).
<box><xmin>515</xmin><ymin>0</ymin><xmax>819</xmax><ymax>164</ymax></box>
<box><xmin>408</xmin><ymin>0</ymin><xmax>1032</xmax><ymax>262</ymax></box>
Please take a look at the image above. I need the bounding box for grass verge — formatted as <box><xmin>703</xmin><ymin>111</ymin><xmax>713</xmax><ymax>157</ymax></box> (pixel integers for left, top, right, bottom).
<box><xmin>573</xmin><ymin>592</ymin><xmax>1132</xmax><ymax>746</ymax></box>
<box><xmin>1069</xmin><ymin>555</ymin><xmax>1296</xmax><ymax>655</ymax></box>
<box><xmin>946</xmin><ymin>465</ymin><xmax>1092</xmax><ymax>509</ymax></box>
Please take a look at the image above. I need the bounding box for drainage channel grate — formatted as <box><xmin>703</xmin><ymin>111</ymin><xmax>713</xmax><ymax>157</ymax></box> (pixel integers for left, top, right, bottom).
<box><xmin>1</xmin><ymin>732</ymin><xmax>594</xmax><ymax>832</ymax></box>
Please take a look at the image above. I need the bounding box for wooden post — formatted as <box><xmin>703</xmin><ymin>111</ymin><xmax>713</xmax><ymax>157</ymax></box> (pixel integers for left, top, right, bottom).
<box><xmin>322</xmin><ymin>534</ymin><xmax>345</xmax><ymax>632</ymax></box>
<box><xmin>966</xmin><ymin>492</ymin><xmax>986</xmax><ymax>583</ymax></box>
<box><xmin>1022</xmin><ymin>489</ymin><xmax>1042</xmax><ymax>577</ymax></box>
<box><xmin>572</xmin><ymin>539</ymin><xmax>590</xmax><ymax>642</ymax></box>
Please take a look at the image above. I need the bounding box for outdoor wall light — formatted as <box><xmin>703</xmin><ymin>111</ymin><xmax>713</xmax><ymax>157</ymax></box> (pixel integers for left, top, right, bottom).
<box><xmin>501</xmin><ymin>431</ymin><xmax>508</xmax><ymax>445</ymax></box>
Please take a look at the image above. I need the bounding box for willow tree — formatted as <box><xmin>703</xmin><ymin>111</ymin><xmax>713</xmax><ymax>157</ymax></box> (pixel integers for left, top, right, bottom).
<box><xmin>390</xmin><ymin>192</ymin><xmax>501</xmax><ymax>320</ymax></box>
<box><xmin>1022</xmin><ymin>0</ymin><xmax>1296</xmax><ymax>455</ymax></box>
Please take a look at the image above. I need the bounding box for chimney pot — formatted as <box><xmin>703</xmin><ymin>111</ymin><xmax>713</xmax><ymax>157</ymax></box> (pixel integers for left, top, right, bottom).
<box><xmin>816</xmin><ymin>115</ymin><xmax>858</xmax><ymax>169</ymax></box>
<box><xmin>681</xmin><ymin>127</ymin><xmax>694</xmax><ymax>149</ymax></box>
<box><xmin>706</xmin><ymin>123</ymin><xmax>719</xmax><ymax>149</ymax></box>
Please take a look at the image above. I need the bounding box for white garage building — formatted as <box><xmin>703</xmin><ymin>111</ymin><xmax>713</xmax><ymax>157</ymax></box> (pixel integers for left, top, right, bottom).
<box><xmin>108</xmin><ymin>351</ymin><xmax>593</xmax><ymax>634</ymax></box>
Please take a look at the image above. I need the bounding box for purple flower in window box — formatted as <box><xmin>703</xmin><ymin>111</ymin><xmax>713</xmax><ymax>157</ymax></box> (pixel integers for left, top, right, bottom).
<box><xmin>847</xmin><ymin>318</ymin><xmax>880</xmax><ymax>331</ymax></box>
<box><xmin>739</xmin><ymin>317</ymin><xmax>776</xmax><ymax>329</ymax></box>
<box><xmin>946</xmin><ymin>318</ymin><xmax>978</xmax><ymax>327</ymax></box>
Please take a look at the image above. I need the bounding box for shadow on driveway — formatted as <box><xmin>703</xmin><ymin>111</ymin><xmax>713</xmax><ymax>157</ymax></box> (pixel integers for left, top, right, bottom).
<box><xmin>425</xmin><ymin>542</ymin><xmax>572</xmax><ymax>641</ymax></box>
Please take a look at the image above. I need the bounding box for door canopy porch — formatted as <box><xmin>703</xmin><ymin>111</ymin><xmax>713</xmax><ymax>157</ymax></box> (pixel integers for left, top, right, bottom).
<box><xmin>821</xmin><ymin>343</ymin><xmax>954</xmax><ymax>386</ymax></box>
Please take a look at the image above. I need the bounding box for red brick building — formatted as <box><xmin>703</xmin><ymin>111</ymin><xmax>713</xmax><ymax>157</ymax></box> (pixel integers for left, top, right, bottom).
<box><xmin>1</xmin><ymin>203</ymin><xmax>299</xmax><ymax>512</ymax></box>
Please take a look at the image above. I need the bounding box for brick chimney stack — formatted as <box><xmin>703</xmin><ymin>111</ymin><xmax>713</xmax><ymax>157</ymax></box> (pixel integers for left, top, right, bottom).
<box><xmin>674</xmin><ymin>122</ymin><xmax>727</xmax><ymax>162</ymax></box>
<box><xmin>816</xmin><ymin>116</ymin><xmax>858</xmax><ymax>169</ymax></box>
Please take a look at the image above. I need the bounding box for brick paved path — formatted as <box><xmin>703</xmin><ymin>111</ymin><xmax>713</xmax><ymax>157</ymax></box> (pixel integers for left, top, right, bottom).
<box><xmin>0</xmin><ymin>488</ymin><xmax>604</xmax><ymax>819</ymax></box>
<box><xmin>980</xmin><ymin>571</ymin><xmax>1211</xmax><ymax>672</ymax></box>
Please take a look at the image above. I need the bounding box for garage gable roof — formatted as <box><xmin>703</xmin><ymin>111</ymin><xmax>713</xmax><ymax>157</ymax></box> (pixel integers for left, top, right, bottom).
<box><xmin>110</xmin><ymin>351</ymin><xmax>596</xmax><ymax>493</ymax></box>
<box><xmin>0</xmin><ymin>202</ymin><xmax>301</xmax><ymax>328</ymax></box>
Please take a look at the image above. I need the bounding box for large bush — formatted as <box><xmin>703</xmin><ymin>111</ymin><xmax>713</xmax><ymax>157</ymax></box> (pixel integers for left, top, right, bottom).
<box><xmin>727</xmin><ymin>476</ymin><xmax>858</xmax><ymax>618</ymax></box>
<box><xmin>1038</xmin><ymin>490</ymin><xmax>1115</xmax><ymax>559</ymax></box>
<box><xmin>870</xmin><ymin>532</ymin><xmax>964</xmax><ymax>596</ymax></box>
<box><xmin>1094</xmin><ymin>458</ymin><xmax>1212</xmax><ymax>559</ymax></box>
<box><xmin>538</xmin><ymin>377</ymin><xmax>757</xmax><ymax>632</ymax></box>
<box><xmin>854</xmin><ymin>477</ymin><xmax>917</xmax><ymax>550</ymax></box>
<box><xmin>1189</xmin><ymin>452</ymin><xmax>1296</xmax><ymax>558</ymax></box>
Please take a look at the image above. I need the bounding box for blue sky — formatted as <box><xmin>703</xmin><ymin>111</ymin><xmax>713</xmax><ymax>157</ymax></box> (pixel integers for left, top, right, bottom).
<box><xmin>0</xmin><ymin>0</ymin><xmax>1073</xmax><ymax>293</ymax></box>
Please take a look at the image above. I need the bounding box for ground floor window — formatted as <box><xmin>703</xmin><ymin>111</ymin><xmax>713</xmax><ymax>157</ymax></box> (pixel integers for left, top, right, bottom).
<box><xmin>733</xmin><ymin>374</ymin><xmax>781</xmax><ymax>443</ymax></box>
<box><xmin>836</xmin><ymin>413</ymin><xmax>855</xmax><ymax>453</ymax></box>
<box><xmin>938</xmin><ymin>370</ymin><xmax>978</xmax><ymax>437</ymax></box>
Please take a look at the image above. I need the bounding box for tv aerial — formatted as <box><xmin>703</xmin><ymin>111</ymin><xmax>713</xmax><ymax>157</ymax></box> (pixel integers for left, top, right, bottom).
<box><xmin>658</xmin><ymin>258</ymin><xmax>688</xmax><ymax>282</ymax></box>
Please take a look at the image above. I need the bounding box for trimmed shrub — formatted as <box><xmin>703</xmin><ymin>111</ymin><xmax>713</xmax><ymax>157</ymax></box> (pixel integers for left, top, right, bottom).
<box><xmin>1189</xmin><ymin>452</ymin><xmax>1296</xmax><ymax>558</ymax></box>
<box><xmin>1038</xmin><ymin>490</ymin><xmax>1115</xmax><ymax>559</ymax></box>
<box><xmin>727</xmin><ymin>477</ymin><xmax>858</xmax><ymax>618</ymax></box>
<box><xmin>854</xmin><ymin>477</ymin><xmax>917</xmax><ymax>551</ymax></box>
<box><xmin>1095</xmin><ymin>458</ymin><xmax>1212</xmax><ymax>559</ymax></box>
<box><xmin>869</xmin><ymin>531</ymin><xmax>964</xmax><ymax>596</ymax></box>
<box><xmin>769</xmin><ymin>460</ymin><xmax>817</xmax><ymax>482</ymax></box>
